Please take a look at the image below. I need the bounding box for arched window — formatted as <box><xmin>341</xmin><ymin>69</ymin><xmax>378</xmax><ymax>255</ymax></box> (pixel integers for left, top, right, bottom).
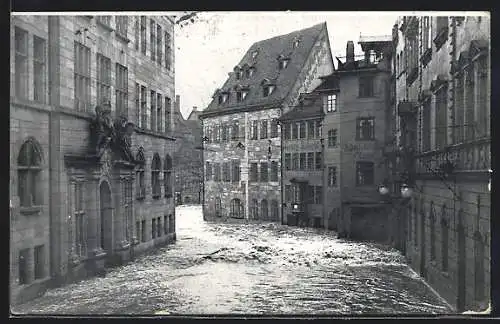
<box><xmin>271</xmin><ymin>200</ymin><xmax>279</xmax><ymax>221</ymax></box>
<box><xmin>151</xmin><ymin>153</ymin><xmax>161</xmax><ymax>199</ymax></box>
<box><xmin>251</xmin><ymin>199</ymin><xmax>259</xmax><ymax>220</ymax></box>
<box><xmin>230</xmin><ymin>198</ymin><xmax>242</xmax><ymax>219</ymax></box>
<box><xmin>135</xmin><ymin>147</ymin><xmax>146</xmax><ymax>199</ymax></box>
<box><xmin>261</xmin><ymin>199</ymin><xmax>268</xmax><ymax>220</ymax></box>
<box><xmin>18</xmin><ymin>138</ymin><xmax>43</xmax><ymax>207</ymax></box>
<box><xmin>474</xmin><ymin>231</ymin><xmax>485</xmax><ymax>301</ymax></box>
<box><xmin>441</xmin><ymin>205</ymin><xmax>449</xmax><ymax>272</ymax></box>
<box><xmin>430</xmin><ymin>202</ymin><xmax>436</xmax><ymax>260</ymax></box>
<box><xmin>215</xmin><ymin>197</ymin><xmax>222</xmax><ymax>217</ymax></box>
<box><xmin>164</xmin><ymin>154</ymin><xmax>173</xmax><ymax>198</ymax></box>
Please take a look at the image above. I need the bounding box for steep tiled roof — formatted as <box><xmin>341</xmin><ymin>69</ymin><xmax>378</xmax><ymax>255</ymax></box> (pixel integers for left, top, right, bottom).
<box><xmin>279</xmin><ymin>95</ymin><xmax>324</xmax><ymax>121</ymax></box>
<box><xmin>315</xmin><ymin>74</ymin><xmax>340</xmax><ymax>91</ymax></box>
<box><xmin>204</xmin><ymin>23</ymin><xmax>327</xmax><ymax>114</ymax></box>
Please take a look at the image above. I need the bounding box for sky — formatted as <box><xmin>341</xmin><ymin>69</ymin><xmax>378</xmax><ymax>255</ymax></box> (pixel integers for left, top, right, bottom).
<box><xmin>174</xmin><ymin>11</ymin><xmax>400</xmax><ymax>119</ymax></box>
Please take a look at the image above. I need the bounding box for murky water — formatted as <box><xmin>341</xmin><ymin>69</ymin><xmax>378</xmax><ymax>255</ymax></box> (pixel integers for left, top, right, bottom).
<box><xmin>12</xmin><ymin>205</ymin><xmax>452</xmax><ymax>315</ymax></box>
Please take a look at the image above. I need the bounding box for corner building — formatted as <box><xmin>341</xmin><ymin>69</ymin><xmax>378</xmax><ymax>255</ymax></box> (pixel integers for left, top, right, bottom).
<box><xmin>10</xmin><ymin>15</ymin><xmax>176</xmax><ymax>304</ymax></box>
<box><xmin>200</xmin><ymin>23</ymin><xmax>334</xmax><ymax>222</ymax></box>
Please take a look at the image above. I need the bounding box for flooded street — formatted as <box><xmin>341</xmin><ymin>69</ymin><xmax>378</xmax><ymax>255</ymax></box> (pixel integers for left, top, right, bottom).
<box><xmin>13</xmin><ymin>205</ymin><xmax>452</xmax><ymax>316</ymax></box>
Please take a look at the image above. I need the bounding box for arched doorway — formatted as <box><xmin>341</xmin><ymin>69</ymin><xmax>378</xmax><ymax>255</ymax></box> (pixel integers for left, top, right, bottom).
<box><xmin>100</xmin><ymin>181</ymin><xmax>113</xmax><ymax>257</ymax></box>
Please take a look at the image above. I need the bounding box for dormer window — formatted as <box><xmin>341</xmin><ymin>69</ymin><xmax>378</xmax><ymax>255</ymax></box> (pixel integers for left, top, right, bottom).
<box><xmin>236</xmin><ymin>90</ymin><xmax>248</xmax><ymax>102</ymax></box>
<box><xmin>236</xmin><ymin>70</ymin><xmax>242</xmax><ymax>80</ymax></box>
<box><xmin>246</xmin><ymin>67</ymin><xmax>255</xmax><ymax>78</ymax></box>
<box><xmin>252</xmin><ymin>50</ymin><xmax>259</xmax><ymax>59</ymax></box>
<box><xmin>278</xmin><ymin>55</ymin><xmax>290</xmax><ymax>70</ymax></box>
<box><xmin>263</xmin><ymin>85</ymin><xmax>275</xmax><ymax>97</ymax></box>
<box><xmin>234</xmin><ymin>66</ymin><xmax>242</xmax><ymax>80</ymax></box>
<box><xmin>218</xmin><ymin>93</ymin><xmax>229</xmax><ymax>104</ymax></box>
<box><xmin>293</xmin><ymin>39</ymin><xmax>300</xmax><ymax>48</ymax></box>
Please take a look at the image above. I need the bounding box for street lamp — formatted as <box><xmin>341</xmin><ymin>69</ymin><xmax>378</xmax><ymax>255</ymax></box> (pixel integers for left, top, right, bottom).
<box><xmin>378</xmin><ymin>181</ymin><xmax>413</xmax><ymax>200</ymax></box>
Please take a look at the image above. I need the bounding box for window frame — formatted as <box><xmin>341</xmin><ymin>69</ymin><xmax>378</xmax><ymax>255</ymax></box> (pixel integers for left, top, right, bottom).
<box><xmin>356</xmin><ymin>117</ymin><xmax>375</xmax><ymax>141</ymax></box>
<box><xmin>355</xmin><ymin>161</ymin><xmax>375</xmax><ymax>186</ymax></box>
<box><xmin>359</xmin><ymin>75</ymin><xmax>375</xmax><ymax>98</ymax></box>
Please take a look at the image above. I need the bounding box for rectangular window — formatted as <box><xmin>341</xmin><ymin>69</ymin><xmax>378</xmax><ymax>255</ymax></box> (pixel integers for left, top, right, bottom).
<box><xmin>285</xmin><ymin>185</ymin><xmax>292</xmax><ymax>202</ymax></box>
<box><xmin>326</xmin><ymin>94</ymin><xmax>337</xmax><ymax>112</ymax></box>
<box><xmin>19</xmin><ymin>248</ymin><xmax>30</xmax><ymax>285</ymax></box>
<box><xmin>328</xmin><ymin>129</ymin><xmax>338</xmax><ymax>147</ymax></box>
<box><xmin>96</xmin><ymin>53</ymin><xmax>111</xmax><ymax>105</ymax></box>
<box><xmin>152</xmin><ymin>218</ymin><xmax>157</xmax><ymax>239</ymax></box>
<box><xmin>356</xmin><ymin>117</ymin><xmax>375</xmax><ymax>140</ymax></box>
<box><xmin>359</xmin><ymin>76</ymin><xmax>374</xmax><ymax>97</ymax></box>
<box><xmin>308</xmin><ymin>121</ymin><xmax>315</xmax><ymax>139</ymax></box>
<box><xmin>270</xmin><ymin>119</ymin><xmax>279</xmax><ymax>138</ymax></box>
<box><xmin>165</xmin><ymin>97</ymin><xmax>171</xmax><ymax>133</ymax></box>
<box><xmin>260</xmin><ymin>120</ymin><xmax>268</xmax><ymax>139</ymax></box>
<box><xmin>15</xmin><ymin>27</ymin><xmax>29</xmax><ymax>99</ymax></box>
<box><xmin>231</xmin><ymin>122</ymin><xmax>239</xmax><ymax>140</ymax></box>
<box><xmin>292</xmin><ymin>153</ymin><xmax>299</xmax><ymax>170</ymax></box>
<box><xmin>157</xmin><ymin>217</ymin><xmax>162</xmax><ymax>238</ymax></box>
<box><xmin>356</xmin><ymin>161</ymin><xmax>374</xmax><ymax>186</ymax></box>
<box><xmin>34</xmin><ymin>245</ymin><xmax>45</xmax><ymax>279</ymax></box>
<box><xmin>150</xmin><ymin>90</ymin><xmax>157</xmax><ymax>131</ymax></box>
<box><xmin>221</xmin><ymin>124</ymin><xmax>228</xmax><ymax>142</ymax></box>
<box><xmin>260</xmin><ymin>162</ymin><xmax>268</xmax><ymax>182</ymax></box>
<box><xmin>165</xmin><ymin>32</ymin><xmax>172</xmax><ymax>70</ymax></box>
<box><xmin>136</xmin><ymin>221</ymin><xmax>140</xmax><ymax>242</ymax></box>
<box><xmin>141</xmin><ymin>220</ymin><xmax>146</xmax><ymax>242</ymax></box>
<box><xmin>163</xmin><ymin>215</ymin><xmax>168</xmax><ymax>234</ymax></box>
<box><xmin>465</xmin><ymin>65</ymin><xmax>475</xmax><ymax>141</ymax></box>
<box><xmin>292</xmin><ymin>123</ymin><xmax>299</xmax><ymax>139</ymax></box>
<box><xmin>135</xmin><ymin>83</ymin><xmax>140</xmax><ymax>125</ymax></box>
<box><xmin>422</xmin><ymin>99</ymin><xmax>431</xmax><ymax>151</ymax></box>
<box><xmin>115</xmin><ymin>64</ymin><xmax>128</xmax><ymax>117</ymax></box>
<box><xmin>157</xmin><ymin>93</ymin><xmax>162</xmax><ymax>132</ymax></box>
<box><xmin>270</xmin><ymin>161</ymin><xmax>278</xmax><ymax>181</ymax></box>
<box><xmin>422</xmin><ymin>16</ymin><xmax>432</xmax><ymax>50</ymax></box>
<box><xmin>232</xmin><ymin>160</ymin><xmax>240</xmax><ymax>182</ymax></box>
<box><xmin>249</xmin><ymin>163</ymin><xmax>258</xmax><ymax>182</ymax></box>
<box><xmin>140</xmin><ymin>86</ymin><xmax>147</xmax><ymax>128</ymax></box>
<box><xmin>140</xmin><ymin>16</ymin><xmax>147</xmax><ymax>54</ymax></box>
<box><xmin>205</xmin><ymin>162</ymin><xmax>212</xmax><ymax>181</ymax></box>
<box><xmin>315</xmin><ymin>152</ymin><xmax>322</xmax><ymax>170</ymax></box>
<box><xmin>116</xmin><ymin>16</ymin><xmax>128</xmax><ymax>38</ymax></box>
<box><xmin>435</xmin><ymin>86</ymin><xmax>448</xmax><ymax>149</ymax></box>
<box><xmin>33</xmin><ymin>36</ymin><xmax>46</xmax><ymax>103</ymax></box>
<box><xmin>314</xmin><ymin>186</ymin><xmax>323</xmax><ymax>204</ymax></box>
<box><xmin>299</xmin><ymin>153</ymin><xmax>306</xmax><ymax>171</ymax></box>
<box><xmin>96</xmin><ymin>15</ymin><xmax>111</xmax><ymax>27</ymax></box>
<box><xmin>477</xmin><ymin>56</ymin><xmax>489</xmax><ymax>138</ymax></box>
<box><xmin>307</xmin><ymin>152</ymin><xmax>314</xmax><ymax>170</ymax></box>
<box><xmin>223</xmin><ymin>162</ymin><xmax>231</xmax><ymax>182</ymax></box>
<box><xmin>74</xmin><ymin>42</ymin><xmax>91</xmax><ymax>111</ymax></box>
<box><xmin>150</xmin><ymin>19</ymin><xmax>156</xmax><ymax>62</ymax></box>
<box><xmin>283</xmin><ymin>123</ymin><xmax>291</xmax><ymax>140</ymax></box>
<box><xmin>157</xmin><ymin>25</ymin><xmax>162</xmax><ymax>66</ymax></box>
<box><xmin>213</xmin><ymin>163</ymin><xmax>221</xmax><ymax>182</ymax></box>
<box><xmin>315</xmin><ymin>120</ymin><xmax>322</xmax><ymax>138</ymax></box>
<box><xmin>299</xmin><ymin>121</ymin><xmax>306</xmax><ymax>139</ymax></box>
<box><xmin>284</xmin><ymin>153</ymin><xmax>291</xmax><ymax>170</ymax></box>
<box><xmin>328</xmin><ymin>166</ymin><xmax>337</xmax><ymax>187</ymax></box>
<box><xmin>251</xmin><ymin>121</ymin><xmax>258</xmax><ymax>140</ymax></box>
<box><xmin>134</xmin><ymin>18</ymin><xmax>139</xmax><ymax>50</ymax></box>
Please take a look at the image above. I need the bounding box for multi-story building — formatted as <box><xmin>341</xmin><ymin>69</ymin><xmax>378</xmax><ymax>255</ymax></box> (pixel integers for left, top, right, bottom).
<box><xmin>173</xmin><ymin>97</ymin><xmax>203</xmax><ymax>205</ymax></box>
<box><xmin>10</xmin><ymin>14</ymin><xmax>177</xmax><ymax>304</ymax></box>
<box><xmin>280</xmin><ymin>93</ymin><xmax>325</xmax><ymax>228</ymax></box>
<box><xmin>392</xmin><ymin>15</ymin><xmax>490</xmax><ymax>312</ymax></box>
<box><xmin>323</xmin><ymin>37</ymin><xmax>394</xmax><ymax>241</ymax></box>
<box><xmin>200</xmin><ymin>23</ymin><xmax>335</xmax><ymax>221</ymax></box>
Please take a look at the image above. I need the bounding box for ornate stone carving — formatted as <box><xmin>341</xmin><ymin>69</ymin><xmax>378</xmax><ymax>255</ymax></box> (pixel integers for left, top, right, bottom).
<box><xmin>113</xmin><ymin>115</ymin><xmax>135</xmax><ymax>163</ymax></box>
<box><xmin>100</xmin><ymin>149</ymin><xmax>112</xmax><ymax>179</ymax></box>
<box><xmin>90</xmin><ymin>101</ymin><xmax>115</xmax><ymax>158</ymax></box>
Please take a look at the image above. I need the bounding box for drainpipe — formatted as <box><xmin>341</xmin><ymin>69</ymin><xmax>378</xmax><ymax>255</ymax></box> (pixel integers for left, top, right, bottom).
<box><xmin>201</xmin><ymin>119</ymin><xmax>206</xmax><ymax>221</ymax></box>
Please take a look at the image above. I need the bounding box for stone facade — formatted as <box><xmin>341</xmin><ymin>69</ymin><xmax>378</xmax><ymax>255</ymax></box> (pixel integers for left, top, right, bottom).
<box><xmin>10</xmin><ymin>15</ymin><xmax>177</xmax><ymax>305</ymax></box>
<box><xmin>201</xmin><ymin>23</ymin><xmax>335</xmax><ymax>222</ymax></box>
<box><xmin>392</xmin><ymin>15</ymin><xmax>490</xmax><ymax>312</ymax></box>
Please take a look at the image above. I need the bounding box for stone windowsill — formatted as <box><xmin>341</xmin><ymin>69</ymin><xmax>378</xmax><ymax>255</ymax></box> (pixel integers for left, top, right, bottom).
<box><xmin>420</xmin><ymin>48</ymin><xmax>432</xmax><ymax>67</ymax></box>
<box><xmin>115</xmin><ymin>32</ymin><xmax>130</xmax><ymax>43</ymax></box>
<box><xmin>96</xmin><ymin>20</ymin><xmax>114</xmax><ymax>32</ymax></box>
<box><xmin>19</xmin><ymin>206</ymin><xmax>42</xmax><ymax>216</ymax></box>
<box><xmin>433</xmin><ymin>27</ymin><xmax>449</xmax><ymax>51</ymax></box>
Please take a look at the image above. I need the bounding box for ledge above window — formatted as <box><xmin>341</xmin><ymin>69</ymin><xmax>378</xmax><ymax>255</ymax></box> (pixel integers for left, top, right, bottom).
<box><xmin>115</xmin><ymin>32</ymin><xmax>131</xmax><ymax>44</ymax></box>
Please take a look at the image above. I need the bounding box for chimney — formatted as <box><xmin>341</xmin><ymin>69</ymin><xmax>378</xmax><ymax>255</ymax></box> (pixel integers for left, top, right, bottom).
<box><xmin>174</xmin><ymin>95</ymin><xmax>181</xmax><ymax>115</ymax></box>
<box><xmin>192</xmin><ymin>106</ymin><xmax>198</xmax><ymax>112</ymax></box>
<box><xmin>346</xmin><ymin>41</ymin><xmax>354</xmax><ymax>63</ymax></box>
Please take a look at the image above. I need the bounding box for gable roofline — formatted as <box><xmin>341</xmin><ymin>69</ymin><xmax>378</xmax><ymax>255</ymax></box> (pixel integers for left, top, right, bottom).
<box><xmin>283</xmin><ymin>22</ymin><xmax>329</xmax><ymax>106</ymax></box>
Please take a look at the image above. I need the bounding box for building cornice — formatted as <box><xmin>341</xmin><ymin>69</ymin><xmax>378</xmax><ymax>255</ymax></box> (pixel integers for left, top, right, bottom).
<box><xmin>199</xmin><ymin>100</ymin><xmax>283</xmax><ymax>119</ymax></box>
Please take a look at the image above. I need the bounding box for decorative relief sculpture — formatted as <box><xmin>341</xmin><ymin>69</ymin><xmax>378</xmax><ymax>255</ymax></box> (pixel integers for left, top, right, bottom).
<box><xmin>89</xmin><ymin>100</ymin><xmax>136</xmax><ymax>164</ymax></box>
